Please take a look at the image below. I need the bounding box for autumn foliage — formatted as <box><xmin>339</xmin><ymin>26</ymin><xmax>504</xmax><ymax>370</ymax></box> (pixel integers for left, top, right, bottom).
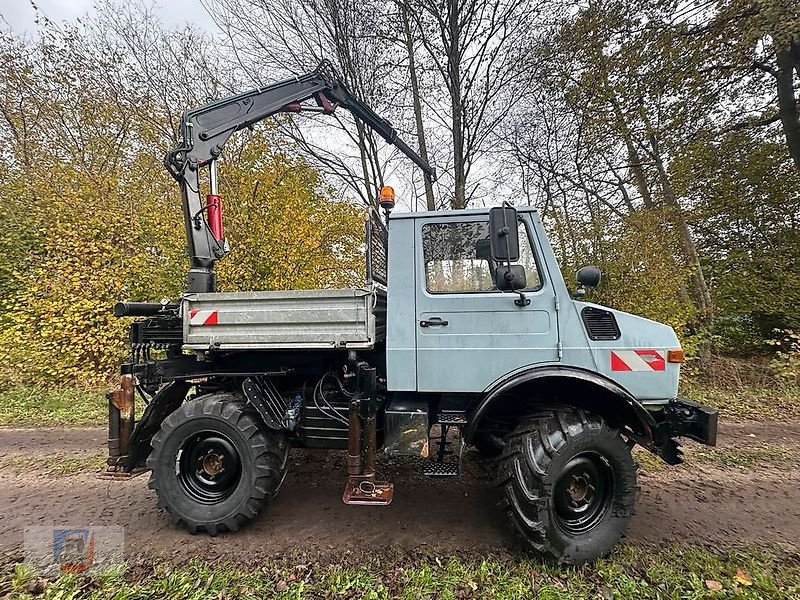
<box><xmin>0</xmin><ymin>26</ymin><xmax>362</xmax><ymax>386</ymax></box>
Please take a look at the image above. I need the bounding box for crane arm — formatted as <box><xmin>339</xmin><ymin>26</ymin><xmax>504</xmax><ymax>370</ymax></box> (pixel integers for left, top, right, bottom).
<box><xmin>164</xmin><ymin>61</ymin><xmax>435</xmax><ymax>293</ymax></box>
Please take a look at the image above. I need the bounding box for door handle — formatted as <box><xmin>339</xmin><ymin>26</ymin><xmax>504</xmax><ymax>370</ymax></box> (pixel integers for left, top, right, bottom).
<box><xmin>420</xmin><ymin>317</ymin><xmax>449</xmax><ymax>327</ymax></box>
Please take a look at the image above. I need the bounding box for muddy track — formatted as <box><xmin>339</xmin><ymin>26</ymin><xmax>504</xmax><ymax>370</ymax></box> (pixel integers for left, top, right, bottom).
<box><xmin>0</xmin><ymin>422</ymin><xmax>798</xmax><ymax>562</ymax></box>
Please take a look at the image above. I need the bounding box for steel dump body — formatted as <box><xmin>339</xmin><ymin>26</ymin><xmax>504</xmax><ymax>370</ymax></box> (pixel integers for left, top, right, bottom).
<box><xmin>182</xmin><ymin>287</ymin><xmax>386</xmax><ymax>351</ymax></box>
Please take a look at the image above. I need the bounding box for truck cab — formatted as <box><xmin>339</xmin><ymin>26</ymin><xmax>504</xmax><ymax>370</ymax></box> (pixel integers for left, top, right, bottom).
<box><xmin>386</xmin><ymin>207</ymin><xmax>680</xmax><ymax>403</ymax></box>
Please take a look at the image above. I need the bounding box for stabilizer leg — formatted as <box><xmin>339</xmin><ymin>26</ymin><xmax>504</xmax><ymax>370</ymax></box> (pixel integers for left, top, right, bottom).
<box><xmin>342</xmin><ymin>363</ymin><xmax>393</xmax><ymax>505</ymax></box>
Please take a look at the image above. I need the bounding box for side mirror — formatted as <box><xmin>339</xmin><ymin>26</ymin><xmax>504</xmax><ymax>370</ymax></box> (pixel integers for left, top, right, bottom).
<box><xmin>488</xmin><ymin>205</ymin><xmax>519</xmax><ymax>262</ymax></box>
<box><xmin>495</xmin><ymin>265</ymin><xmax>527</xmax><ymax>291</ymax></box>
<box><xmin>576</xmin><ymin>266</ymin><xmax>602</xmax><ymax>288</ymax></box>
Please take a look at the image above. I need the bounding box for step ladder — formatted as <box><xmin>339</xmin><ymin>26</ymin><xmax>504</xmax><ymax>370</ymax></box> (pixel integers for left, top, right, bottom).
<box><xmin>423</xmin><ymin>412</ymin><xmax>466</xmax><ymax>477</ymax></box>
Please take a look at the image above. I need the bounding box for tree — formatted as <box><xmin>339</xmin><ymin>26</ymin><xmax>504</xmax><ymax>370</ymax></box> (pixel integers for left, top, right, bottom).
<box><xmin>0</xmin><ymin>8</ymin><xmax>365</xmax><ymax>385</ymax></box>
<box><xmin>672</xmin><ymin>130</ymin><xmax>800</xmax><ymax>350</ymax></box>
<box><xmin>701</xmin><ymin>0</ymin><xmax>800</xmax><ymax>169</ymax></box>
<box><xmin>208</xmin><ymin>0</ymin><xmax>403</xmax><ymax>207</ymax></box>
<box><xmin>503</xmin><ymin>1</ymin><xmax>715</xmax><ymax>329</ymax></box>
<box><xmin>404</xmin><ymin>0</ymin><xmax>541</xmax><ymax>208</ymax></box>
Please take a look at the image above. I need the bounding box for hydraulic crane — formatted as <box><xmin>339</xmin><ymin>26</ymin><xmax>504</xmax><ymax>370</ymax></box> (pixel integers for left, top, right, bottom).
<box><xmin>163</xmin><ymin>60</ymin><xmax>435</xmax><ymax>294</ymax></box>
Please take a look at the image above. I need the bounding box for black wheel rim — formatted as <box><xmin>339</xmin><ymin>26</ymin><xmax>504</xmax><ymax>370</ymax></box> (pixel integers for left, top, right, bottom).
<box><xmin>177</xmin><ymin>432</ymin><xmax>242</xmax><ymax>504</ymax></box>
<box><xmin>553</xmin><ymin>452</ymin><xmax>614</xmax><ymax>535</ymax></box>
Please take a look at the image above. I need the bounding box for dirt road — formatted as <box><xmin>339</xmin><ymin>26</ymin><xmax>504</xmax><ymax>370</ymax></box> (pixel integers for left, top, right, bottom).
<box><xmin>1</xmin><ymin>421</ymin><xmax>798</xmax><ymax>562</ymax></box>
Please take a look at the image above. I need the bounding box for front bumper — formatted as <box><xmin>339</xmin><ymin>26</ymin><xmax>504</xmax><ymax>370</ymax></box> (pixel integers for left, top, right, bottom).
<box><xmin>648</xmin><ymin>397</ymin><xmax>718</xmax><ymax>465</ymax></box>
<box><xmin>658</xmin><ymin>397</ymin><xmax>718</xmax><ymax>446</ymax></box>
<box><xmin>643</xmin><ymin>398</ymin><xmax>719</xmax><ymax>465</ymax></box>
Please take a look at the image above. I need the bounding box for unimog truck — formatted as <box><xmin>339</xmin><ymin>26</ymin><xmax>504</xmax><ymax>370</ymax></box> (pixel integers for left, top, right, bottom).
<box><xmin>106</xmin><ymin>61</ymin><xmax>718</xmax><ymax>564</ymax></box>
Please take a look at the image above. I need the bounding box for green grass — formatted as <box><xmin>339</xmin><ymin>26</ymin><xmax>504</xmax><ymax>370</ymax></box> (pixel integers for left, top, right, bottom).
<box><xmin>1</xmin><ymin>544</ymin><xmax>798</xmax><ymax>599</ymax></box>
<box><xmin>681</xmin><ymin>379</ymin><xmax>800</xmax><ymax>422</ymax></box>
<box><xmin>691</xmin><ymin>445</ymin><xmax>798</xmax><ymax>469</ymax></box>
<box><xmin>0</xmin><ymin>385</ymin><xmax>106</xmax><ymax>427</ymax></box>
<box><xmin>633</xmin><ymin>443</ymin><xmax>800</xmax><ymax>473</ymax></box>
<box><xmin>0</xmin><ymin>452</ymin><xmax>107</xmax><ymax>476</ymax></box>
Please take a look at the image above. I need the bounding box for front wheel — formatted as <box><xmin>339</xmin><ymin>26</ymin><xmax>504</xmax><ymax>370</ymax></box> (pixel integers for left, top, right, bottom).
<box><xmin>498</xmin><ymin>408</ymin><xmax>636</xmax><ymax>564</ymax></box>
<box><xmin>147</xmin><ymin>393</ymin><xmax>289</xmax><ymax>535</ymax></box>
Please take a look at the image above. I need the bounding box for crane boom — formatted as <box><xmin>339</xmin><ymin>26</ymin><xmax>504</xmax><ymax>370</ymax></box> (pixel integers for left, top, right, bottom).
<box><xmin>164</xmin><ymin>60</ymin><xmax>435</xmax><ymax>293</ymax></box>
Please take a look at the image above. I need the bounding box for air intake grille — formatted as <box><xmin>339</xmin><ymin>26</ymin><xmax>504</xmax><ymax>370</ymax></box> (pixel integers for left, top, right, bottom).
<box><xmin>581</xmin><ymin>307</ymin><xmax>621</xmax><ymax>341</ymax></box>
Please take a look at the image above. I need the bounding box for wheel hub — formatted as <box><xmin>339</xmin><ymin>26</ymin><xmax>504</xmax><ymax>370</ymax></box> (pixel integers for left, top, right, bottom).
<box><xmin>200</xmin><ymin>451</ymin><xmax>225</xmax><ymax>477</ymax></box>
<box><xmin>553</xmin><ymin>452</ymin><xmax>614</xmax><ymax>535</ymax></box>
<box><xmin>178</xmin><ymin>432</ymin><xmax>242</xmax><ymax>504</ymax></box>
<box><xmin>566</xmin><ymin>473</ymin><xmax>595</xmax><ymax>506</ymax></box>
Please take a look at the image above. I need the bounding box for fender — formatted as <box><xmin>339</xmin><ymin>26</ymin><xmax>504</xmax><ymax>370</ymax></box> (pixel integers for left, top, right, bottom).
<box><xmin>464</xmin><ymin>365</ymin><xmax>657</xmax><ymax>444</ymax></box>
<box><xmin>125</xmin><ymin>380</ymin><xmax>192</xmax><ymax>470</ymax></box>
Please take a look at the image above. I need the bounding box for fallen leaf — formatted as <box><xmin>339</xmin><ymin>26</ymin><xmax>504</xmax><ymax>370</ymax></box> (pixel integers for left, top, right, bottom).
<box><xmin>275</xmin><ymin>580</ymin><xmax>288</xmax><ymax>592</ymax></box>
<box><xmin>735</xmin><ymin>569</ymin><xmax>752</xmax><ymax>586</ymax></box>
<box><xmin>705</xmin><ymin>580</ymin><xmax>723</xmax><ymax>590</ymax></box>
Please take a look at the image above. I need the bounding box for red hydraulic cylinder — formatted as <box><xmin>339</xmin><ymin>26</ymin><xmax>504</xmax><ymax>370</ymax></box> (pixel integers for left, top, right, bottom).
<box><xmin>206</xmin><ymin>194</ymin><xmax>223</xmax><ymax>240</ymax></box>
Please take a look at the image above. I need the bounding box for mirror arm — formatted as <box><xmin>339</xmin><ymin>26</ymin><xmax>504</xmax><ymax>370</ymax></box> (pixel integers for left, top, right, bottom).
<box><xmin>500</xmin><ymin>267</ymin><xmax>530</xmax><ymax>307</ymax></box>
<box><xmin>497</xmin><ymin>201</ymin><xmax>529</xmax><ymax>307</ymax></box>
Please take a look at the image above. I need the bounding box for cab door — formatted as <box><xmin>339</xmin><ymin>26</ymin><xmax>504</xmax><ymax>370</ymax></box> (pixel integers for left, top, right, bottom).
<box><xmin>414</xmin><ymin>213</ymin><xmax>559</xmax><ymax>393</ymax></box>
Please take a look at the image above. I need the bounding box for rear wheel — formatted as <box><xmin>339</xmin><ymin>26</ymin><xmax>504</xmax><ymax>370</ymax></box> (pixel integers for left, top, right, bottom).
<box><xmin>147</xmin><ymin>393</ymin><xmax>288</xmax><ymax>535</ymax></box>
<box><xmin>497</xmin><ymin>408</ymin><xmax>636</xmax><ymax>564</ymax></box>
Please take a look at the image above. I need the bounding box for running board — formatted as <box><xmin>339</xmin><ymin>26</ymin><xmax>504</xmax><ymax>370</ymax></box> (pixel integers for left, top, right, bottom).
<box><xmin>437</xmin><ymin>411</ymin><xmax>467</xmax><ymax>425</ymax></box>
<box><xmin>423</xmin><ymin>461</ymin><xmax>460</xmax><ymax>477</ymax></box>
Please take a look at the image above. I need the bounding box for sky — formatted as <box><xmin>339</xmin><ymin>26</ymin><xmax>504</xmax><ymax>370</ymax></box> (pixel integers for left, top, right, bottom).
<box><xmin>1</xmin><ymin>0</ymin><xmax>216</xmax><ymax>34</ymax></box>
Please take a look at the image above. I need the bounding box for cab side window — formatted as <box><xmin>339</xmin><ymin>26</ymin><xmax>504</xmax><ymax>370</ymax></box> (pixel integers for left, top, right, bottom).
<box><xmin>422</xmin><ymin>219</ymin><xmax>542</xmax><ymax>293</ymax></box>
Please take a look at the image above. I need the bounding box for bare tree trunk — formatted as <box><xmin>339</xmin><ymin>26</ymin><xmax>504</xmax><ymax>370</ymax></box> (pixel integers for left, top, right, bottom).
<box><xmin>608</xmin><ymin>88</ymin><xmax>654</xmax><ymax>208</ymax></box>
<box><xmin>775</xmin><ymin>46</ymin><xmax>800</xmax><ymax>169</ymax></box>
<box><xmin>651</xmin><ymin>148</ymin><xmax>714</xmax><ymax>324</ymax></box>
<box><xmin>447</xmin><ymin>0</ymin><xmax>467</xmax><ymax>209</ymax></box>
<box><xmin>635</xmin><ymin>104</ymin><xmax>713</xmax><ymax>327</ymax></box>
<box><xmin>400</xmin><ymin>4</ymin><xmax>435</xmax><ymax>211</ymax></box>
<box><xmin>355</xmin><ymin>120</ymin><xmax>375</xmax><ymax>205</ymax></box>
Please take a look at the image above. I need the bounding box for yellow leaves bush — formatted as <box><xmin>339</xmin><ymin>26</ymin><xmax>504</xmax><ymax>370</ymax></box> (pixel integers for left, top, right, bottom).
<box><xmin>595</xmin><ymin>209</ymin><xmax>697</xmax><ymax>344</ymax></box>
<box><xmin>0</xmin><ymin>133</ymin><xmax>363</xmax><ymax>387</ymax></box>
<box><xmin>216</xmin><ymin>132</ymin><xmax>363</xmax><ymax>292</ymax></box>
<box><xmin>548</xmin><ymin>206</ymin><xmax>699</xmax><ymax>350</ymax></box>
<box><xmin>0</xmin><ymin>29</ymin><xmax>365</xmax><ymax>387</ymax></box>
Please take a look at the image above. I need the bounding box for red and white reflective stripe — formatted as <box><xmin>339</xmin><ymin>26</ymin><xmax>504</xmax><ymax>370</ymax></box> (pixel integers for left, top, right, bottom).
<box><xmin>611</xmin><ymin>350</ymin><xmax>665</xmax><ymax>372</ymax></box>
<box><xmin>188</xmin><ymin>308</ymin><xmax>218</xmax><ymax>326</ymax></box>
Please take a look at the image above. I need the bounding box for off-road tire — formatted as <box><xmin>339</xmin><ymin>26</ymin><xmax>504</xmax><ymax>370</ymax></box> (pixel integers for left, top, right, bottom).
<box><xmin>497</xmin><ymin>408</ymin><xmax>636</xmax><ymax>564</ymax></box>
<box><xmin>147</xmin><ymin>393</ymin><xmax>288</xmax><ymax>535</ymax></box>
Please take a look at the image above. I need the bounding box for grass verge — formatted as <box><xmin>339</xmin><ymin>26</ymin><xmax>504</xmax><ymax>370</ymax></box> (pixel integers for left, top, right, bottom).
<box><xmin>0</xmin><ymin>452</ymin><xmax>107</xmax><ymax>476</ymax></box>
<box><xmin>0</xmin><ymin>386</ymin><xmax>106</xmax><ymax>427</ymax></box>
<box><xmin>681</xmin><ymin>379</ymin><xmax>800</xmax><ymax>422</ymax></box>
<box><xmin>0</xmin><ymin>380</ymin><xmax>797</xmax><ymax>428</ymax></box>
<box><xmin>1</xmin><ymin>544</ymin><xmax>798</xmax><ymax>600</ymax></box>
<box><xmin>633</xmin><ymin>442</ymin><xmax>800</xmax><ymax>473</ymax></box>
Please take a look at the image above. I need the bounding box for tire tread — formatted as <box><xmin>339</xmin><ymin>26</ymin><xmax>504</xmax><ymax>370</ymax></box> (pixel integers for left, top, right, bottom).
<box><xmin>497</xmin><ymin>408</ymin><xmax>636</xmax><ymax>564</ymax></box>
<box><xmin>147</xmin><ymin>393</ymin><xmax>289</xmax><ymax>536</ymax></box>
